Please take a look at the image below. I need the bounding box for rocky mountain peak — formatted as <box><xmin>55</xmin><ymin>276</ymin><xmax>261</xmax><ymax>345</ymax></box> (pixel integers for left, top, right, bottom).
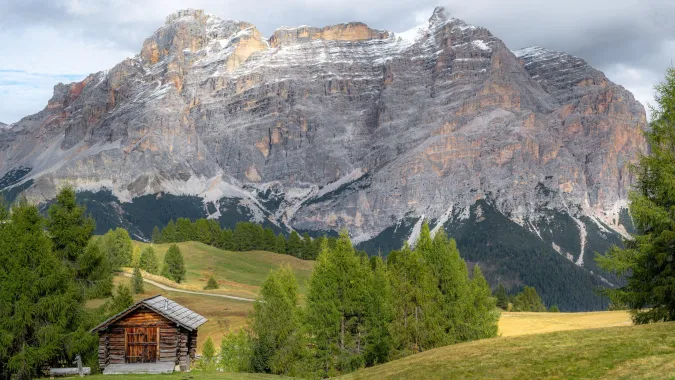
<box><xmin>0</xmin><ymin>7</ymin><xmax>648</xmax><ymax>310</ymax></box>
<box><xmin>429</xmin><ymin>6</ymin><xmax>449</xmax><ymax>25</ymax></box>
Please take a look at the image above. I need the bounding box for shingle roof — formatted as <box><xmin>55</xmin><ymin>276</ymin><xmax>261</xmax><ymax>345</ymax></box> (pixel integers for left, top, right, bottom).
<box><xmin>91</xmin><ymin>295</ymin><xmax>207</xmax><ymax>333</ymax></box>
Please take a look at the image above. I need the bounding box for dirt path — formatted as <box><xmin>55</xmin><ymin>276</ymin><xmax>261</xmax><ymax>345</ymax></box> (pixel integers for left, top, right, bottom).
<box><xmin>120</xmin><ymin>272</ymin><xmax>255</xmax><ymax>302</ymax></box>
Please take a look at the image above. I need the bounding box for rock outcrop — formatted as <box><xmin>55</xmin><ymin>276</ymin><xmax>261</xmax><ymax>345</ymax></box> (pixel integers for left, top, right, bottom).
<box><xmin>0</xmin><ymin>7</ymin><xmax>646</xmax><ymax>307</ymax></box>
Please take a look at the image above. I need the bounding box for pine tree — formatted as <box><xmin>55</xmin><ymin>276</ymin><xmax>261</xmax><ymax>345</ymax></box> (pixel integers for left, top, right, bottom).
<box><xmin>204</xmin><ymin>275</ymin><xmax>219</xmax><ymax>290</ymax></box>
<box><xmin>0</xmin><ymin>200</ymin><xmax>90</xmax><ymax>379</ymax></box>
<box><xmin>274</xmin><ymin>233</ymin><xmax>287</xmax><ymax>254</ymax></box>
<box><xmin>494</xmin><ymin>283</ymin><xmax>509</xmax><ymax>310</ymax></box>
<box><xmin>287</xmin><ymin>231</ymin><xmax>303</xmax><ymax>258</ymax></box>
<box><xmin>549</xmin><ymin>305</ymin><xmax>560</xmax><ymax>312</ymax></box>
<box><xmin>46</xmin><ymin>186</ymin><xmax>113</xmax><ymax>299</ymax></box>
<box><xmin>250</xmin><ymin>265</ymin><xmax>306</xmax><ymax>376</ymax></box>
<box><xmin>388</xmin><ymin>242</ymin><xmax>445</xmax><ymax>357</ymax></box>
<box><xmin>132</xmin><ymin>266</ymin><xmax>144</xmax><ymax>294</ymax></box>
<box><xmin>162</xmin><ymin>244</ymin><xmax>186</xmax><ymax>283</ymax></box>
<box><xmin>464</xmin><ymin>265</ymin><xmax>499</xmax><ymax>340</ymax></box>
<box><xmin>596</xmin><ymin>68</ymin><xmax>675</xmax><ymax>324</ymax></box>
<box><xmin>100</xmin><ymin>228</ymin><xmax>133</xmax><ymax>270</ymax></box>
<box><xmin>305</xmin><ymin>231</ymin><xmax>371</xmax><ymax>375</ymax></box>
<box><xmin>151</xmin><ymin>226</ymin><xmax>161</xmax><ymax>243</ymax></box>
<box><xmin>139</xmin><ymin>246</ymin><xmax>159</xmax><ymax>274</ymax></box>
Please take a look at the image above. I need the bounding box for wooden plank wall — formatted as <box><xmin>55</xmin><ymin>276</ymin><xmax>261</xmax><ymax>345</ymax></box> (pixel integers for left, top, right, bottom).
<box><xmin>98</xmin><ymin>308</ymin><xmax>181</xmax><ymax>367</ymax></box>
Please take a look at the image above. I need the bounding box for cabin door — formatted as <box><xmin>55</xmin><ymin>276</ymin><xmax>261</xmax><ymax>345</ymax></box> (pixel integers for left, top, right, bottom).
<box><xmin>125</xmin><ymin>327</ymin><xmax>159</xmax><ymax>363</ymax></box>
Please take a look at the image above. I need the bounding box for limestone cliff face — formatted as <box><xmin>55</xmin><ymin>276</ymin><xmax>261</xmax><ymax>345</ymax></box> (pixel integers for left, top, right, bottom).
<box><xmin>0</xmin><ymin>8</ymin><xmax>645</xmax><ymax>264</ymax></box>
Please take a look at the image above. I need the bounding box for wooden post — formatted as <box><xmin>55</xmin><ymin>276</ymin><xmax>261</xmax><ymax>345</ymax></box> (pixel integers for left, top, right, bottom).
<box><xmin>75</xmin><ymin>354</ymin><xmax>83</xmax><ymax>377</ymax></box>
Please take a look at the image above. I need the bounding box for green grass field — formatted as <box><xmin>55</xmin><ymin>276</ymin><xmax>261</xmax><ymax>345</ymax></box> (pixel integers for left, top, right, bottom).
<box><xmin>131</xmin><ymin>241</ymin><xmax>315</xmax><ymax>298</ymax></box>
<box><xmin>341</xmin><ymin>322</ymin><xmax>675</xmax><ymax>379</ymax></box>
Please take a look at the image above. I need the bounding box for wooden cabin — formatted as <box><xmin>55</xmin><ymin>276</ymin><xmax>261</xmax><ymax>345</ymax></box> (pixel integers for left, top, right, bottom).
<box><xmin>91</xmin><ymin>295</ymin><xmax>207</xmax><ymax>373</ymax></box>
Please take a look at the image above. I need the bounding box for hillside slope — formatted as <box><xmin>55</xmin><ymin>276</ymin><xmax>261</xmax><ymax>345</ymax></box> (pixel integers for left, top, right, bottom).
<box><xmin>341</xmin><ymin>322</ymin><xmax>675</xmax><ymax>380</ymax></box>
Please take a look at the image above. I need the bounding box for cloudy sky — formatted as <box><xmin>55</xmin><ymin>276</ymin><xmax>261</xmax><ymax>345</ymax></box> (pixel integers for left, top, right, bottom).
<box><xmin>1</xmin><ymin>0</ymin><xmax>673</xmax><ymax>124</ymax></box>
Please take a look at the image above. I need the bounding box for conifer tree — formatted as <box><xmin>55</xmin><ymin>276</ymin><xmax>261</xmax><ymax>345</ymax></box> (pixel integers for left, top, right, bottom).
<box><xmin>512</xmin><ymin>286</ymin><xmax>546</xmax><ymax>312</ymax></box>
<box><xmin>100</xmin><ymin>228</ymin><xmax>133</xmax><ymax>270</ymax></box>
<box><xmin>234</xmin><ymin>222</ymin><xmax>254</xmax><ymax>251</ymax></box>
<box><xmin>302</xmin><ymin>233</ymin><xmax>313</xmax><ymax>259</ymax></box>
<box><xmin>415</xmin><ymin>223</ymin><xmax>471</xmax><ymax>342</ymax></box>
<box><xmin>388</xmin><ymin>242</ymin><xmax>445</xmax><ymax>357</ymax></box>
<box><xmin>0</xmin><ymin>200</ymin><xmax>90</xmax><ymax>379</ymax></box>
<box><xmin>274</xmin><ymin>233</ymin><xmax>287</xmax><ymax>254</ymax></box>
<box><xmin>176</xmin><ymin>218</ymin><xmax>195</xmax><ymax>241</ymax></box>
<box><xmin>596</xmin><ymin>68</ymin><xmax>675</xmax><ymax>323</ymax></box>
<box><xmin>364</xmin><ymin>256</ymin><xmax>393</xmax><ymax>366</ymax></box>
<box><xmin>151</xmin><ymin>225</ymin><xmax>161</xmax><ymax>243</ymax></box>
<box><xmin>262</xmin><ymin>228</ymin><xmax>277</xmax><ymax>252</ymax></box>
<box><xmin>217</xmin><ymin>229</ymin><xmax>235</xmax><ymax>250</ymax></box>
<box><xmin>305</xmin><ymin>231</ymin><xmax>371</xmax><ymax>375</ymax></box>
<box><xmin>162</xmin><ymin>244</ymin><xmax>186</xmax><ymax>283</ymax></box>
<box><xmin>139</xmin><ymin>246</ymin><xmax>159</xmax><ymax>274</ymax></box>
<box><xmin>250</xmin><ymin>265</ymin><xmax>306</xmax><ymax>376</ymax></box>
<box><xmin>287</xmin><ymin>231</ymin><xmax>303</xmax><ymax>258</ymax></box>
<box><xmin>195</xmin><ymin>218</ymin><xmax>212</xmax><ymax>245</ymax></box>
<box><xmin>204</xmin><ymin>275</ymin><xmax>219</xmax><ymax>290</ymax></box>
<box><xmin>46</xmin><ymin>186</ymin><xmax>113</xmax><ymax>298</ymax></box>
<box><xmin>464</xmin><ymin>265</ymin><xmax>499</xmax><ymax>340</ymax></box>
<box><xmin>47</xmin><ymin>186</ymin><xmax>95</xmax><ymax>263</ymax></box>
<box><xmin>494</xmin><ymin>283</ymin><xmax>509</xmax><ymax>310</ymax></box>
<box><xmin>549</xmin><ymin>305</ymin><xmax>560</xmax><ymax>312</ymax></box>
<box><xmin>162</xmin><ymin>220</ymin><xmax>177</xmax><ymax>243</ymax></box>
<box><xmin>109</xmin><ymin>284</ymin><xmax>134</xmax><ymax>315</ymax></box>
<box><xmin>131</xmin><ymin>266</ymin><xmax>144</xmax><ymax>294</ymax></box>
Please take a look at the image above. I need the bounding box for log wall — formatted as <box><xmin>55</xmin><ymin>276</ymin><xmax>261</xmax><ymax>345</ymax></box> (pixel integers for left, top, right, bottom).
<box><xmin>97</xmin><ymin>307</ymin><xmax>195</xmax><ymax>370</ymax></box>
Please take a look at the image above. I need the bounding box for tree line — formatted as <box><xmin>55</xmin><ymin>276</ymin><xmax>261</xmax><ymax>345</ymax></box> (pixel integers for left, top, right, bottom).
<box><xmin>201</xmin><ymin>223</ymin><xmax>500</xmax><ymax>378</ymax></box>
<box><xmin>153</xmin><ymin>218</ymin><xmax>347</xmax><ymax>260</ymax></box>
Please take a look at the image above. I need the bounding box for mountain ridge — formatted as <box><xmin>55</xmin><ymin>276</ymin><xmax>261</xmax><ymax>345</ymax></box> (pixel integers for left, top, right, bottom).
<box><xmin>0</xmin><ymin>6</ymin><xmax>646</xmax><ymax>310</ymax></box>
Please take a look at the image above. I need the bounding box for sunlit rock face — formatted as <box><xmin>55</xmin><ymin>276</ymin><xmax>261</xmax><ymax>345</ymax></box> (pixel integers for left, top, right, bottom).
<box><xmin>0</xmin><ymin>7</ymin><xmax>645</xmax><ymax>256</ymax></box>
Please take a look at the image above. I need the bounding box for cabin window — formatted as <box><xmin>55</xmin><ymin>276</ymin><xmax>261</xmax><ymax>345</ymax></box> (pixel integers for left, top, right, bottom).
<box><xmin>125</xmin><ymin>327</ymin><xmax>159</xmax><ymax>363</ymax></box>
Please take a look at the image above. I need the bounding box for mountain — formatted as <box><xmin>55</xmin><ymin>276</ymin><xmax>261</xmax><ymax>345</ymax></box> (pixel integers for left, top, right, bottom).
<box><xmin>0</xmin><ymin>7</ymin><xmax>646</xmax><ymax>310</ymax></box>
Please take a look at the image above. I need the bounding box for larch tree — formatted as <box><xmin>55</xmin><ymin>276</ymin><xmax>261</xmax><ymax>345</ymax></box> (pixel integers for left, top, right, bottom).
<box><xmin>464</xmin><ymin>265</ymin><xmax>499</xmax><ymax>340</ymax></box>
<box><xmin>305</xmin><ymin>231</ymin><xmax>370</xmax><ymax>376</ymax></box>
<box><xmin>162</xmin><ymin>244</ymin><xmax>186</xmax><ymax>283</ymax></box>
<box><xmin>249</xmin><ymin>265</ymin><xmax>306</xmax><ymax>376</ymax></box>
<box><xmin>597</xmin><ymin>67</ymin><xmax>675</xmax><ymax>323</ymax></box>
<box><xmin>139</xmin><ymin>246</ymin><xmax>159</xmax><ymax>274</ymax></box>
<box><xmin>388</xmin><ymin>242</ymin><xmax>445</xmax><ymax>358</ymax></box>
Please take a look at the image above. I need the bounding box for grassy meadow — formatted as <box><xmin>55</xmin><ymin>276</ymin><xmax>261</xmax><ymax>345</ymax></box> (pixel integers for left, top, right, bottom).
<box><xmin>83</xmin><ymin>241</ymin><xmax>675</xmax><ymax>379</ymax></box>
<box><xmin>341</xmin><ymin>322</ymin><xmax>675</xmax><ymax>379</ymax></box>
